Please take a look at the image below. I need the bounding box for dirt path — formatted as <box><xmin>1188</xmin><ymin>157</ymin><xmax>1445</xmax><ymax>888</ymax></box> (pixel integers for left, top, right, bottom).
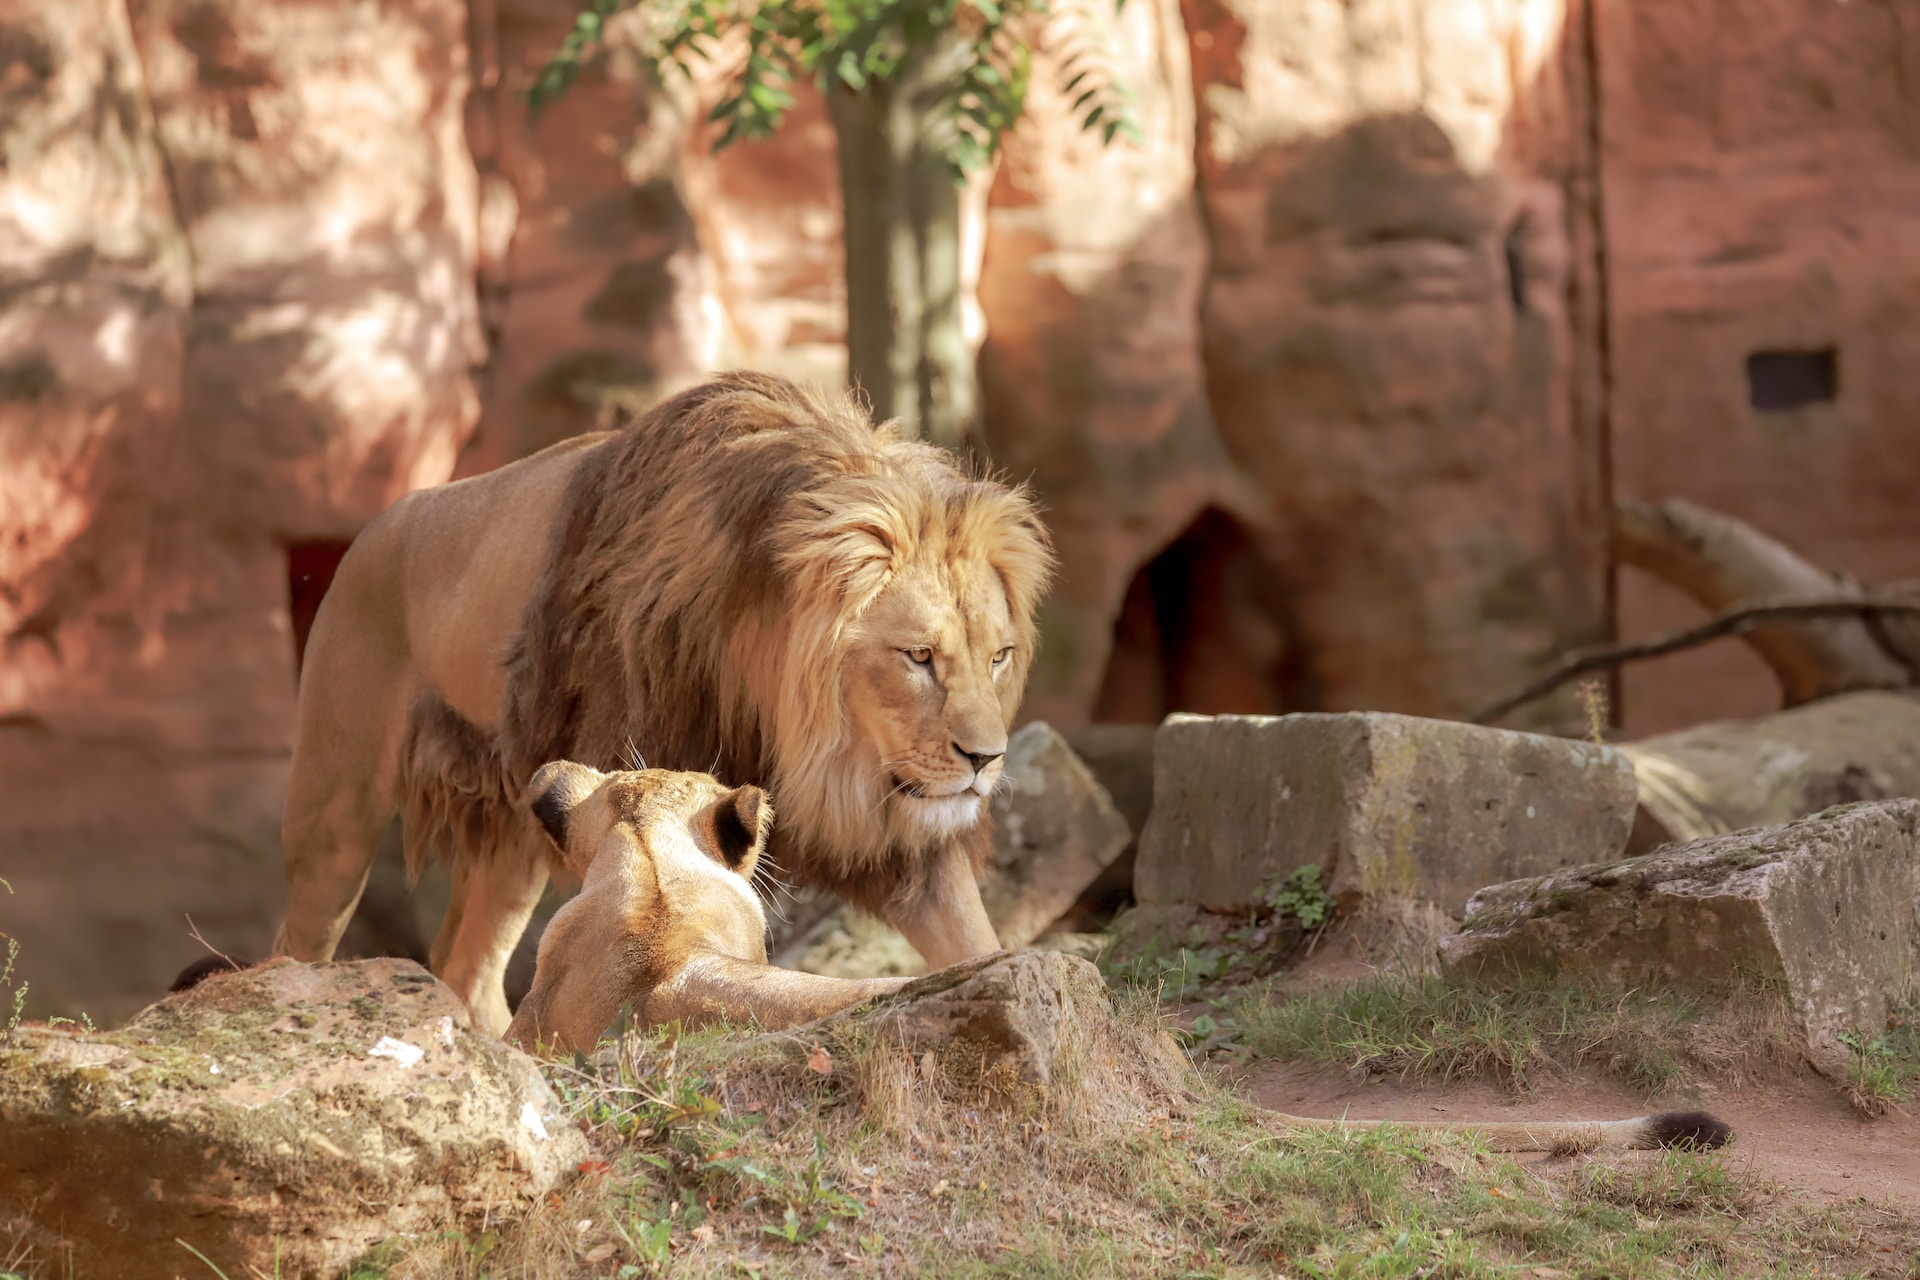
<box><xmin>1238</xmin><ymin>1060</ymin><xmax>1920</xmax><ymax>1206</ymax></box>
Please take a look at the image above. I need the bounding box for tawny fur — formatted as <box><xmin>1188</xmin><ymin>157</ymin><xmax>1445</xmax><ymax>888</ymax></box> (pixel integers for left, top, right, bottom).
<box><xmin>508</xmin><ymin>762</ymin><xmax>909</xmax><ymax>1054</ymax></box>
<box><xmin>276</xmin><ymin>372</ymin><xmax>1053</xmax><ymax>1033</ymax></box>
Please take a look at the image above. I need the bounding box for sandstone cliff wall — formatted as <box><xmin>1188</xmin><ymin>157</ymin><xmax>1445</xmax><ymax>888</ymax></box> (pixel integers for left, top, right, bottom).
<box><xmin>5</xmin><ymin>0</ymin><xmax>1914</xmax><ymax>1019</ymax></box>
<box><xmin>1</xmin><ymin>0</ymin><xmax>480</xmax><ymax>1020</ymax></box>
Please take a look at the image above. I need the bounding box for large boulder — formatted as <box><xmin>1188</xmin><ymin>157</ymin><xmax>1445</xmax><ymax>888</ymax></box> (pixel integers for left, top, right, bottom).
<box><xmin>981</xmin><ymin>722</ymin><xmax>1133</xmax><ymax>949</ymax></box>
<box><xmin>1442</xmin><ymin>801</ymin><xmax>1920</xmax><ymax>1066</ymax></box>
<box><xmin>975</xmin><ymin>0</ymin><xmax>1239</xmax><ymax>728</ymax></box>
<box><xmin>1136</xmin><ymin>712</ymin><xmax>1639</xmax><ymax>914</ymax></box>
<box><xmin>0</xmin><ymin>958</ymin><xmax>588</xmax><ymax>1280</ymax></box>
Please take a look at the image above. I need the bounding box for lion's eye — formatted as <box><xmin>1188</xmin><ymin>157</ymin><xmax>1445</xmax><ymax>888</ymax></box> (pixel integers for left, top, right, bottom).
<box><xmin>904</xmin><ymin>647</ymin><xmax>934</xmax><ymax>668</ymax></box>
<box><xmin>991</xmin><ymin>647</ymin><xmax>1013</xmax><ymax>669</ymax></box>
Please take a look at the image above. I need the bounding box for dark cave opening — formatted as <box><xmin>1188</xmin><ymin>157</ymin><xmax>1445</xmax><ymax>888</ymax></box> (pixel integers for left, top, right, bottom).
<box><xmin>1091</xmin><ymin>508</ymin><xmax>1291</xmax><ymax>725</ymax></box>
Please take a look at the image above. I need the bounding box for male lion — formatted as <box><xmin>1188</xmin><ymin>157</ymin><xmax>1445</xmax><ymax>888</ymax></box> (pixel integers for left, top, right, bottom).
<box><xmin>507</xmin><ymin>760</ymin><xmax>910</xmax><ymax>1053</ymax></box>
<box><xmin>276</xmin><ymin>372</ymin><xmax>1054</xmax><ymax>1033</ymax></box>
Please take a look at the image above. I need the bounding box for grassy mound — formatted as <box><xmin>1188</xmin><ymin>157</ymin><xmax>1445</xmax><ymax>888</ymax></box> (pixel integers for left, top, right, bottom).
<box><xmin>333</xmin><ymin>991</ymin><xmax>1918</xmax><ymax>1280</ymax></box>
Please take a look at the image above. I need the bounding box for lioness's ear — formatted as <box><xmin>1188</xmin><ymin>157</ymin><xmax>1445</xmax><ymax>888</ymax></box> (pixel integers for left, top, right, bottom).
<box><xmin>703</xmin><ymin>785</ymin><xmax>772</xmax><ymax>875</ymax></box>
<box><xmin>525</xmin><ymin>760</ymin><xmax>605</xmax><ymax>854</ymax></box>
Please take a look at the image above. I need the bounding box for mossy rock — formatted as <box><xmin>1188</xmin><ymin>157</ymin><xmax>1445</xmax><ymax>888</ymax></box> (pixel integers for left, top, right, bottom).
<box><xmin>0</xmin><ymin>958</ymin><xmax>587</xmax><ymax>1280</ymax></box>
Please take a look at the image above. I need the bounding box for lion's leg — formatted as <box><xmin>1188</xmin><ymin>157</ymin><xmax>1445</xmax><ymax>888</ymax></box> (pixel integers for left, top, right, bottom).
<box><xmin>276</xmin><ymin>707</ymin><xmax>401</xmax><ymax>965</ymax></box>
<box><xmin>879</xmin><ymin>842</ymin><xmax>1002</xmax><ymax>971</ymax></box>
<box><xmin>434</xmin><ymin>846</ymin><xmax>550</xmax><ymax>1036</ymax></box>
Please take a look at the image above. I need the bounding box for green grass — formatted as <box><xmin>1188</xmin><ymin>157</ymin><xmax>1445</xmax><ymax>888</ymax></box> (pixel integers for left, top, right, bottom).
<box><xmin>1837</xmin><ymin>1000</ymin><xmax>1920</xmax><ymax>1114</ymax></box>
<box><xmin>1226</xmin><ymin>969</ymin><xmax>1796</xmax><ymax>1094</ymax></box>
<box><xmin>323</xmin><ymin>1009</ymin><xmax>1917</xmax><ymax>1280</ymax></box>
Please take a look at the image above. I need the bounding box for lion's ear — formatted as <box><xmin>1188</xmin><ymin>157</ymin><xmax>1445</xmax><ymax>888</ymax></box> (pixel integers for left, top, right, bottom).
<box><xmin>702</xmin><ymin>785</ymin><xmax>772</xmax><ymax>875</ymax></box>
<box><xmin>526</xmin><ymin>760</ymin><xmax>605</xmax><ymax>855</ymax></box>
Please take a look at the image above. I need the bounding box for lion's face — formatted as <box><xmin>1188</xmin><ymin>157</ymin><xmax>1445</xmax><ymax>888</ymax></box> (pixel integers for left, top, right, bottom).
<box><xmin>839</xmin><ymin>553</ymin><xmax>1023</xmax><ymax>842</ymax></box>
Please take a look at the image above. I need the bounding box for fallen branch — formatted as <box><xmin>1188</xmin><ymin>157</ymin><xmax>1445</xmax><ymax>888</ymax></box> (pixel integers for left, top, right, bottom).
<box><xmin>1470</xmin><ymin>596</ymin><xmax>1920</xmax><ymax>726</ymax></box>
<box><xmin>1614</xmin><ymin>500</ymin><xmax>1912</xmax><ymax>699</ymax></box>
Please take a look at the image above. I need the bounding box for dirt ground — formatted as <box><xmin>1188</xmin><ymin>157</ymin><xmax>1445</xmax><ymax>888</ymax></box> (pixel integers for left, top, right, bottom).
<box><xmin>1239</xmin><ymin>1058</ymin><xmax>1920</xmax><ymax>1207</ymax></box>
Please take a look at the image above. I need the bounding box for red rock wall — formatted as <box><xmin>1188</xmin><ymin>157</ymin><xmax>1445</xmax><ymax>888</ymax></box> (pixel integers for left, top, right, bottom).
<box><xmin>0</xmin><ymin>0</ymin><xmax>480</xmax><ymax>1022</ymax></box>
<box><xmin>1172</xmin><ymin>0</ymin><xmax>1610</xmax><ymax>725</ymax></box>
<box><xmin>976</xmin><ymin>0</ymin><xmax>1239</xmax><ymax>727</ymax></box>
<box><xmin>1602</xmin><ymin>0</ymin><xmax>1920</xmax><ymax>735</ymax></box>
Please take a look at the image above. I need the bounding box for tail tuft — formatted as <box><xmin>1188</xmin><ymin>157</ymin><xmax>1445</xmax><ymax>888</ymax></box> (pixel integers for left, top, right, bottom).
<box><xmin>1642</xmin><ymin>1110</ymin><xmax>1734</xmax><ymax>1150</ymax></box>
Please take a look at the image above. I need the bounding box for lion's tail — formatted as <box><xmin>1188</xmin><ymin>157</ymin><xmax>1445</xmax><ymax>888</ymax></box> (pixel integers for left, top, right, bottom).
<box><xmin>1272</xmin><ymin>1109</ymin><xmax>1733</xmax><ymax>1156</ymax></box>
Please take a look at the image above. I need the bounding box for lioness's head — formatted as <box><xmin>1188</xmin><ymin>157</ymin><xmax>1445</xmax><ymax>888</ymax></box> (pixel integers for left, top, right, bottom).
<box><xmin>772</xmin><ymin>455</ymin><xmax>1055</xmax><ymax>862</ymax></box>
<box><xmin>508</xmin><ymin>760</ymin><xmax>774</xmax><ymax>1052</ymax></box>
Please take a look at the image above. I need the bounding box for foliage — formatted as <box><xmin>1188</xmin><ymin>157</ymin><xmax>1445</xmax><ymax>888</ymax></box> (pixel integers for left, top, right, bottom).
<box><xmin>1228</xmin><ymin>969</ymin><xmax>1799</xmax><ymax>1095</ymax></box>
<box><xmin>1837</xmin><ymin>996</ymin><xmax>1920</xmax><ymax>1114</ymax></box>
<box><xmin>1261</xmin><ymin>864</ymin><xmax>1331</xmax><ymax>931</ymax></box>
<box><xmin>530</xmin><ymin>0</ymin><xmax>1139</xmax><ymax>176</ymax></box>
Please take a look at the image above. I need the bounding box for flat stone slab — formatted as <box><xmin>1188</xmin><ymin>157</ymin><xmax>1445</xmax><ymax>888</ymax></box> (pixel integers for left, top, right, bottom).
<box><xmin>1136</xmin><ymin>712</ymin><xmax>1638</xmax><ymax>914</ymax></box>
<box><xmin>0</xmin><ymin>958</ymin><xmax>587</xmax><ymax>1280</ymax></box>
<box><xmin>1442</xmin><ymin>800</ymin><xmax>1920</xmax><ymax>1063</ymax></box>
<box><xmin>982</xmin><ymin>721</ymin><xmax>1133</xmax><ymax>948</ymax></box>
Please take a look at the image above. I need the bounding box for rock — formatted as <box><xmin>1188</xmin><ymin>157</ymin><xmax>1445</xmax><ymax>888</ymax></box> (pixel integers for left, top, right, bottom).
<box><xmin>0</xmin><ymin>0</ymin><xmax>483</xmax><ymax>1024</ymax></box>
<box><xmin>1135</xmin><ymin>712</ymin><xmax>1639</xmax><ymax>914</ymax></box>
<box><xmin>1619</xmin><ymin>692</ymin><xmax>1920</xmax><ymax>852</ymax></box>
<box><xmin>1179</xmin><ymin>0</ymin><xmax>1609</xmax><ymax>723</ymax></box>
<box><xmin>455</xmin><ymin>0</ymin><xmax>719</xmax><ymax>478</ymax></box>
<box><xmin>981</xmin><ymin>722</ymin><xmax>1133</xmax><ymax>949</ymax></box>
<box><xmin>1055</xmin><ymin>724</ymin><xmax>1158</xmax><ymax>922</ymax></box>
<box><xmin>1605</xmin><ymin>0</ymin><xmax>1920</xmax><ymax>738</ymax></box>
<box><xmin>1442</xmin><ymin>801</ymin><xmax>1920</xmax><ymax>1066</ymax></box>
<box><xmin>0</xmin><ymin>958</ymin><xmax>587</xmax><ymax>1280</ymax></box>
<box><xmin>975</xmin><ymin>0</ymin><xmax>1242</xmax><ymax>729</ymax></box>
<box><xmin>831</xmin><ymin>949</ymin><xmax>1176</xmax><ymax>1095</ymax></box>
<box><xmin>1059</xmin><ymin>724</ymin><xmax>1157</xmax><ymax>841</ymax></box>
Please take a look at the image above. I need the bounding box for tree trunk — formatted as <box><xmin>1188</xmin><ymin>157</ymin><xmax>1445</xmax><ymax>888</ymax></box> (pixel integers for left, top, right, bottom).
<box><xmin>825</xmin><ymin>35</ymin><xmax>975</xmax><ymax>449</ymax></box>
<box><xmin>1613</xmin><ymin>498</ymin><xmax>1910</xmax><ymax>702</ymax></box>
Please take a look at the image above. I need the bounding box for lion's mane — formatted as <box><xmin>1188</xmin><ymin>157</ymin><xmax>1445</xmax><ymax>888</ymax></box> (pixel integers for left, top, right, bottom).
<box><xmin>396</xmin><ymin>372</ymin><xmax>1054</xmax><ymax>915</ymax></box>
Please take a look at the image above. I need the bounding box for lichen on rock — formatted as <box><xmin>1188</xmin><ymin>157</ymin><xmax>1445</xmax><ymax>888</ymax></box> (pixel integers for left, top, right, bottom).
<box><xmin>0</xmin><ymin>957</ymin><xmax>587</xmax><ymax>1280</ymax></box>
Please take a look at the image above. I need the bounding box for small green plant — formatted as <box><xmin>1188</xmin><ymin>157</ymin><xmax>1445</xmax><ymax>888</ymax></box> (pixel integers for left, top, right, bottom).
<box><xmin>1262</xmin><ymin>864</ymin><xmax>1332</xmax><ymax>930</ymax></box>
<box><xmin>612</xmin><ymin>1211</ymin><xmax>673</xmax><ymax>1272</ymax></box>
<box><xmin>763</xmin><ymin>1133</ymin><xmax>864</xmax><ymax>1245</ymax></box>
<box><xmin>1837</xmin><ymin>1005</ymin><xmax>1920</xmax><ymax>1113</ymax></box>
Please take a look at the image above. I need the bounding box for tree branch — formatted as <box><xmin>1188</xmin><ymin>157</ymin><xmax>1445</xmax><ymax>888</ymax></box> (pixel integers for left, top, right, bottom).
<box><xmin>1470</xmin><ymin>597</ymin><xmax>1920</xmax><ymax>726</ymax></box>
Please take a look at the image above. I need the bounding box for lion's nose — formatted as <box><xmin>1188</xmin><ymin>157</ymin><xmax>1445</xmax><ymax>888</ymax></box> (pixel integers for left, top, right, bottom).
<box><xmin>956</xmin><ymin>746</ymin><xmax>1004</xmax><ymax>774</ymax></box>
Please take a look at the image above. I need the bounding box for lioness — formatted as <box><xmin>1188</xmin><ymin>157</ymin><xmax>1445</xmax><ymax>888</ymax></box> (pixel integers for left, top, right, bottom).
<box><xmin>277</xmin><ymin>372</ymin><xmax>1053</xmax><ymax>1033</ymax></box>
<box><xmin>506</xmin><ymin>760</ymin><xmax>910</xmax><ymax>1053</ymax></box>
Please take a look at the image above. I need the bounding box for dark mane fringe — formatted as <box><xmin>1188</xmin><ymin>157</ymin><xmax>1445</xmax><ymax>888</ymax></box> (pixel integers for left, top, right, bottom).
<box><xmin>396</xmin><ymin>693</ymin><xmax>528</xmax><ymax>881</ymax></box>
<box><xmin>493</xmin><ymin>371</ymin><xmax>1043</xmax><ymax>907</ymax></box>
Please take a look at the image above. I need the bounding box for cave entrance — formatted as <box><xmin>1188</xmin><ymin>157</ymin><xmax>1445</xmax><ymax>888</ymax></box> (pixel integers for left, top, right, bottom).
<box><xmin>285</xmin><ymin>539</ymin><xmax>355</xmax><ymax>679</ymax></box>
<box><xmin>1091</xmin><ymin>509</ymin><xmax>1290</xmax><ymax>724</ymax></box>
